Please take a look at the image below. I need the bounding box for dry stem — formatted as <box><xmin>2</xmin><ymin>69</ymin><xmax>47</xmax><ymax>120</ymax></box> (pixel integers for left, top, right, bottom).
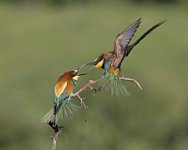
<box><xmin>48</xmin><ymin>122</ymin><xmax>63</xmax><ymax>150</ymax></box>
<box><xmin>73</xmin><ymin>80</ymin><xmax>96</xmax><ymax>108</ymax></box>
<box><xmin>119</xmin><ymin>76</ymin><xmax>142</xmax><ymax>90</ymax></box>
<box><xmin>72</xmin><ymin>76</ymin><xmax>142</xmax><ymax>108</ymax></box>
<box><xmin>47</xmin><ymin>76</ymin><xmax>141</xmax><ymax>150</ymax></box>
<box><xmin>51</xmin><ymin>129</ymin><xmax>62</xmax><ymax>150</ymax></box>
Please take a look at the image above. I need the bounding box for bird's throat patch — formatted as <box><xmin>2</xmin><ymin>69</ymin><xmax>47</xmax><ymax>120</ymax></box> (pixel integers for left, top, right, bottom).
<box><xmin>96</xmin><ymin>59</ymin><xmax>104</xmax><ymax>68</ymax></box>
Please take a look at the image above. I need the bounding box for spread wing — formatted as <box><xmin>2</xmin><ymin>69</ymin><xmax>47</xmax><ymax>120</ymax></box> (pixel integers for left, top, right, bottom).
<box><xmin>125</xmin><ymin>20</ymin><xmax>166</xmax><ymax>56</ymax></box>
<box><xmin>113</xmin><ymin>18</ymin><xmax>141</xmax><ymax>55</ymax></box>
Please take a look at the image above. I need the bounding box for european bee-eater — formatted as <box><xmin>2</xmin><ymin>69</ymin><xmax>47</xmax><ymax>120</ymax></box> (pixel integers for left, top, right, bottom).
<box><xmin>87</xmin><ymin>18</ymin><xmax>165</xmax><ymax>96</ymax></box>
<box><xmin>41</xmin><ymin>66</ymin><xmax>86</xmax><ymax>125</ymax></box>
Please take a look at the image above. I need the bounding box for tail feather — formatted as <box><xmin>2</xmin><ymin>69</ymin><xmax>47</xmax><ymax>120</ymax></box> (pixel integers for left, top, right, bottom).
<box><xmin>97</xmin><ymin>73</ymin><xmax>130</xmax><ymax>96</ymax></box>
<box><xmin>126</xmin><ymin>20</ymin><xmax>166</xmax><ymax>56</ymax></box>
<box><xmin>60</xmin><ymin>100</ymin><xmax>80</xmax><ymax>119</ymax></box>
<box><xmin>41</xmin><ymin>108</ymin><xmax>55</xmax><ymax>124</ymax></box>
<box><xmin>41</xmin><ymin>99</ymin><xmax>80</xmax><ymax>124</ymax></box>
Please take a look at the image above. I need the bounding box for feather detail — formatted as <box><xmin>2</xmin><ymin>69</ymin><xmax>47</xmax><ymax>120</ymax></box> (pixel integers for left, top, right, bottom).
<box><xmin>41</xmin><ymin>97</ymin><xmax>80</xmax><ymax>124</ymax></box>
<box><xmin>54</xmin><ymin>81</ymin><xmax>68</xmax><ymax>98</ymax></box>
<box><xmin>114</xmin><ymin>18</ymin><xmax>141</xmax><ymax>55</ymax></box>
<box><xmin>96</xmin><ymin>72</ymin><xmax>130</xmax><ymax>96</ymax></box>
<box><xmin>40</xmin><ymin>108</ymin><xmax>55</xmax><ymax>123</ymax></box>
<box><xmin>41</xmin><ymin>70</ymin><xmax>81</xmax><ymax>124</ymax></box>
<box><xmin>58</xmin><ymin>98</ymin><xmax>80</xmax><ymax>121</ymax></box>
<box><xmin>125</xmin><ymin>20</ymin><xmax>166</xmax><ymax>56</ymax></box>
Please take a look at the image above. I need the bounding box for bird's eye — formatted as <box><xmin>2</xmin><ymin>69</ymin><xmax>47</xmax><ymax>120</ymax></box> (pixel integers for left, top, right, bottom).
<box><xmin>73</xmin><ymin>70</ymin><xmax>78</xmax><ymax>75</ymax></box>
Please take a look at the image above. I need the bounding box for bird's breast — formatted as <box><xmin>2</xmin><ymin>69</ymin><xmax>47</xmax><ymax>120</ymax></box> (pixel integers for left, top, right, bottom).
<box><xmin>65</xmin><ymin>81</ymin><xmax>74</xmax><ymax>95</ymax></box>
<box><xmin>108</xmin><ymin>67</ymin><xmax>121</xmax><ymax>76</ymax></box>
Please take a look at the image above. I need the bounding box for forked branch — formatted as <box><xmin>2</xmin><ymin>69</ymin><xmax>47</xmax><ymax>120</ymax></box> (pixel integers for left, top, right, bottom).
<box><xmin>73</xmin><ymin>76</ymin><xmax>142</xmax><ymax>108</ymax></box>
<box><xmin>46</xmin><ymin>75</ymin><xmax>141</xmax><ymax>150</ymax></box>
<box><xmin>73</xmin><ymin>80</ymin><xmax>97</xmax><ymax>108</ymax></box>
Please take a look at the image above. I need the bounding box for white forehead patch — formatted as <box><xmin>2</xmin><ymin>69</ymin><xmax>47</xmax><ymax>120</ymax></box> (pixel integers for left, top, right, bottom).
<box><xmin>74</xmin><ymin>69</ymin><xmax>78</xmax><ymax>74</ymax></box>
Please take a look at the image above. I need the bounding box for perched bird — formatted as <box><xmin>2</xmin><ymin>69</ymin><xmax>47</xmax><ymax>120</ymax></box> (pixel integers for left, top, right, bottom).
<box><xmin>41</xmin><ymin>66</ymin><xmax>86</xmax><ymax>125</ymax></box>
<box><xmin>87</xmin><ymin>18</ymin><xmax>165</xmax><ymax>96</ymax></box>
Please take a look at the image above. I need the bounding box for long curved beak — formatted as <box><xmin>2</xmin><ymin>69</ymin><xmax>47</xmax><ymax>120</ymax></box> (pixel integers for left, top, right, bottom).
<box><xmin>73</xmin><ymin>64</ymin><xmax>86</xmax><ymax>76</ymax></box>
<box><xmin>77</xmin><ymin>64</ymin><xmax>85</xmax><ymax>71</ymax></box>
<box><xmin>87</xmin><ymin>61</ymin><xmax>97</xmax><ymax>66</ymax></box>
<box><xmin>78</xmin><ymin>73</ymin><xmax>87</xmax><ymax>76</ymax></box>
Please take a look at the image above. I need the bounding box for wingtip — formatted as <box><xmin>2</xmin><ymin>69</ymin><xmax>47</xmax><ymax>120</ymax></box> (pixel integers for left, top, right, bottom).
<box><xmin>158</xmin><ymin>19</ymin><xmax>167</xmax><ymax>25</ymax></box>
<box><xmin>137</xmin><ymin>17</ymin><xmax>142</xmax><ymax>22</ymax></box>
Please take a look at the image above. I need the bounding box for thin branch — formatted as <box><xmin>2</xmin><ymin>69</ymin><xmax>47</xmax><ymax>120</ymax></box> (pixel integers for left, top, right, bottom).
<box><xmin>51</xmin><ymin>129</ymin><xmax>62</xmax><ymax>150</ymax></box>
<box><xmin>48</xmin><ymin>122</ymin><xmax>63</xmax><ymax>150</ymax></box>
<box><xmin>72</xmin><ymin>76</ymin><xmax>142</xmax><ymax>108</ymax></box>
<box><xmin>119</xmin><ymin>76</ymin><xmax>142</xmax><ymax>90</ymax></box>
<box><xmin>73</xmin><ymin>80</ymin><xmax>97</xmax><ymax>108</ymax></box>
<box><xmin>74</xmin><ymin>80</ymin><xmax>96</xmax><ymax>95</ymax></box>
<box><xmin>44</xmin><ymin>75</ymin><xmax>142</xmax><ymax>150</ymax></box>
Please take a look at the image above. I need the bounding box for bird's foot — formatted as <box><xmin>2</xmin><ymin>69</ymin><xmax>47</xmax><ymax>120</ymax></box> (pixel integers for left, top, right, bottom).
<box><xmin>54</xmin><ymin>125</ymin><xmax>64</xmax><ymax>133</ymax></box>
<box><xmin>48</xmin><ymin>121</ymin><xmax>64</xmax><ymax>133</ymax></box>
<box><xmin>48</xmin><ymin>121</ymin><xmax>56</xmax><ymax>130</ymax></box>
<box><xmin>92</xmin><ymin>86</ymin><xmax>102</xmax><ymax>96</ymax></box>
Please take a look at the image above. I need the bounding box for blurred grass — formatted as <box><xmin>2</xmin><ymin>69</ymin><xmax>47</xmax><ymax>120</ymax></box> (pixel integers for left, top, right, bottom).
<box><xmin>0</xmin><ymin>2</ymin><xmax>188</xmax><ymax>150</ymax></box>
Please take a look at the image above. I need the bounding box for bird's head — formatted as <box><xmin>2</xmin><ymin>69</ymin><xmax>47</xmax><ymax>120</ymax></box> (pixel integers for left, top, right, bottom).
<box><xmin>87</xmin><ymin>55</ymin><xmax>105</xmax><ymax>69</ymax></box>
<box><xmin>71</xmin><ymin>64</ymin><xmax>87</xmax><ymax>82</ymax></box>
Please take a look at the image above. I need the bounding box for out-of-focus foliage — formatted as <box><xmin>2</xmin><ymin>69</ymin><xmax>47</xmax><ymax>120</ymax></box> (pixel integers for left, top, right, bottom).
<box><xmin>0</xmin><ymin>1</ymin><xmax>188</xmax><ymax>150</ymax></box>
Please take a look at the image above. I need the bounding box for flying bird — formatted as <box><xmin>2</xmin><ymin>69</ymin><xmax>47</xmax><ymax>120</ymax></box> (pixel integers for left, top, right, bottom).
<box><xmin>87</xmin><ymin>18</ymin><xmax>166</xmax><ymax>96</ymax></box>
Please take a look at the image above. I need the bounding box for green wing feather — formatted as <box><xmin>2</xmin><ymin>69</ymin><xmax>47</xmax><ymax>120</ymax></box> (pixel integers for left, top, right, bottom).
<box><xmin>41</xmin><ymin>91</ymin><xmax>80</xmax><ymax>124</ymax></box>
<box><xmin>96</xmin><ymin>73</ymin><xmax>130</xmax><ymax>96</ymax></box>
<box><xmin>40</xmin><ymin>108</ymin><xmax>55</xmax><ymax>124</ymax></box>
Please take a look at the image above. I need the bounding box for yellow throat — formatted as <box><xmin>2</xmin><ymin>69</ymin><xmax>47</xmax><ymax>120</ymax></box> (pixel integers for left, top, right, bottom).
<box><xmin>95</xmin><ymin>59</ymin><xmax>104</xmax><ymax>68</ymax></box>
<box><xmin>73</xmin><ymin>75</ymin><xmax>79</xmax><ymax>81</ymax></box>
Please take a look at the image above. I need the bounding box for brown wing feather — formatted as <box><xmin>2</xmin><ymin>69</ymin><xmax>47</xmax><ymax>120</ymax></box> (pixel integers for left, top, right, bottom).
<box><xmin>54</xmin><ymin>80</ymin><xmax>67</xmax><ymax>97</ymax></box>
<box><xmin>113</xmin><ymin>18</ymin><xmax>141</xmax><ymax>55</ymax></box>
<box><xmin>125</xmin><ymin>20</ymin><xmax>166</xmax><ymax>56</ymax></box>
<box><xmin>54</xmin><ymin>71</ymin><xmax>73</xmax><ymax>98</ymax></box>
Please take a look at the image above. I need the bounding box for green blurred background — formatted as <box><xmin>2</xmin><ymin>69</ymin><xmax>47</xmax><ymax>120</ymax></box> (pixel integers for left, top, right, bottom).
<box><xmin>0</xmin><ymin>0</ymin><xmax>188</xmax><ymax>150</ymax></box>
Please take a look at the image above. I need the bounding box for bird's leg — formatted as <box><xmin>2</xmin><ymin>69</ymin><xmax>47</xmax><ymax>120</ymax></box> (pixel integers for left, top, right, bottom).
<box><xmin>119</xmin><ymin>76</ymin><xmax>142</xmax><ymax>90</ymax></box>
<box><xmin>92</xmin><ymin>86</ymin><xmax>102</xmax><ymax>95</ymax></box>
<box><xmin>48</xmin><ymin>121</ymin><xmax>57</xmax><ymax>131</ymax></box>
<box><xmin>48</xmin><ymin>121</ymin><xmax>63</xmax><ymax>133</ymax></box>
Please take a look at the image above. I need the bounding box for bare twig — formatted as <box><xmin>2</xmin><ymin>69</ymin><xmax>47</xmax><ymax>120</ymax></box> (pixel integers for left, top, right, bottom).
<box><xmin>73</xmin><ymin>80</ymin><xmax>97</xmax><ymax>108</ymax></box>
<box><xmin>73</xmin><ymin>76</ymin><xmax>142</xmax><ymax>108</ymax></box>
<box><xmin>48</xmin><ymin>122</ymin><xmax>62</xmax><ymax>150</ymax></box>
<box><xmin>119</xmin><ymin>76</ymin><xmax>142</xmax><ymax>90</ymax></box>
<box><xmin>51</xmin><ymin>128</ymin><xmax>62</xmax><ymax>150</ymax></box>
